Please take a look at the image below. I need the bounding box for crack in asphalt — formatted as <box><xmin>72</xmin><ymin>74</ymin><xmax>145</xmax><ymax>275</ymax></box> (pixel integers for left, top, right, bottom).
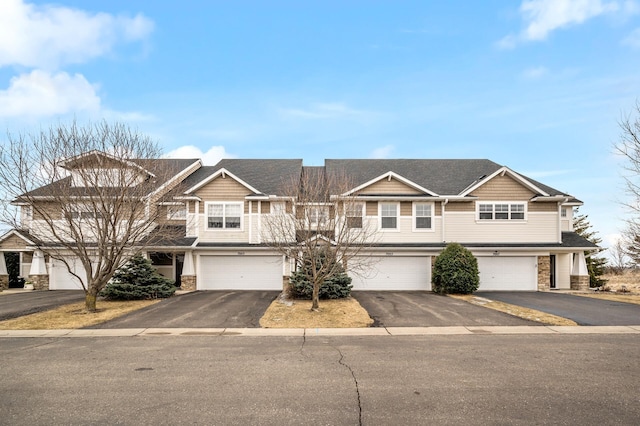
<box><xmin>335</xmin><ymin>346</ymin><xmax>362</xmax><ymax>426</ymax></box>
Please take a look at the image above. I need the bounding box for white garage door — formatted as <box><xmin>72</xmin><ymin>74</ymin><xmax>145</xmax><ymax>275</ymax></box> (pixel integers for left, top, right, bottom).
<box><xmin>477</xmin><ymin>256</ymin><xmax>537</xmax><ymax>291</ymax></box>
<box><xmin>199</xmin><ymin>255</ymin><xmax>283</xmax><ymax>290</ymax></box>
<box><xmin>351</xmin><ymin>256</ymin><xmax>431</xmax><ymax>290</ymax></box>
<box><xmin>49</xmin><ymin>258</ymin><xmax>87</xmax><ymax>290</ymax></box>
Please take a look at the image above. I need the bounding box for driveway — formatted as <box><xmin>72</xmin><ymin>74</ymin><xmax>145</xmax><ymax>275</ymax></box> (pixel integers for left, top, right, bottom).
<box><xmin>352</xmin><ymin>291</ymin><xmax>538</xmax><ymax>327</ymax></box>
<box><xmin>90</xmin><ymin>290</ymin><xmax>280</xmax><ymax>329</ymax></box>
<box><xmin>0</xmin><ymin>290</ymin><xmax>85</xmax><ymax>321</ymax></box>
<box><xmin>475</xmin><ymin>291</ymin><xmax>640</xmax><ymax>326</ymax></box>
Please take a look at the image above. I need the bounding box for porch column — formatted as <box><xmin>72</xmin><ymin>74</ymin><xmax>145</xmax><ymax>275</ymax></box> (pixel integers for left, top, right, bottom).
<box><xmin>0</xmin><ymin>253</ymin><xmax>8</xmax><ymax>291</ymax></box>
<box><xmin>180</xmin><ymin>251</ymin><xmax>196</xmax><ymax>291</ymax></box>
<box><xmin>537</xmin><ymin>256</ymin><xmax>550</xmax><ymax>291</ymax></box>
<box><xmin>28</xmin><ymin>250</ymin><xmax>49</xmax><ymax>291</ymax></box>
<box><xmin>570</xmin><ymin>252</ymin><xmax>590</xmax><ymax>291</ymax></box>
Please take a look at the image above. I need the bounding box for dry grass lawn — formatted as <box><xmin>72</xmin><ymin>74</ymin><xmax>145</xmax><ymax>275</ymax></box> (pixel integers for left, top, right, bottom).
<box><xmin>601</xmin><ymin>271</ymin><xmax>640</xmax><ymax>294</ymax></box>
<box><xmin>450</xmin><ymin>294</ymin><xmax>578</xmax><ymax>326</ymax></box>
<box><xmin>0</xmin><ymin>299</ymin><xmax>160</xmax><ymax>330</ymax></box>
<box><xmin>260</xmin><ymin>297</ymin><xmax>374</xmax><ymax>328</ymax></box>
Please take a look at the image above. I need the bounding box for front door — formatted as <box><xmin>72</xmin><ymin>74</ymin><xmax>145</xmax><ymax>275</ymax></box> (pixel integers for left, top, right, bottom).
<box><xmin>549</xmin><ymin>255</ymin><xmax>556</xmax><ymax>289</ymax></box>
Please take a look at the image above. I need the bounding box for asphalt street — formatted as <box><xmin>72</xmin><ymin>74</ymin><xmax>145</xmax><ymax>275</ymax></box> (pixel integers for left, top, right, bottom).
<box><xmin>476</xmin><ymin>291</ymin><xmax>640</xmax><ymax>326</ymax></box>
<box><xmin>1</xmin><ymin>334</ymin><xmax>638</xmax><ymax>425</ymax></box>
<box><xmin>0</xmin><ymin>290</ymin><xmax>85</xmax><ymax>321</ymax></box>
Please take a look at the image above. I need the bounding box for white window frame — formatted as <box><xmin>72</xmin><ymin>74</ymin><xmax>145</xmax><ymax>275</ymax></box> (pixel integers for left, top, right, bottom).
<box><xmin>270</xmin><ymin>202</ymin><xmax>286</xmax><ymax>215</ymax></box>
<box><xmin>305</xmin><ymin>204</ymin><xmax>329</xmax><ymax>228</ymax></box>
<box><xmin>166</xmin><ymin>205</ymin><xmax>187</xmax><ymax>220</ymax></box>
<box><xmin>413</xmin><ymin>202</ymin><xmax>434</xmax><ymax>232</ymax></box>
<box><xmin>205</xmin><ymin>202</ymin><xmax>243</xmax><ymax>230</ymax></box>
<box><xmin>345</xmin><ymin>202</ymin><xmax>364</xmax><ymax>229</ymax></box>
<box><xmin>65</xmin><ymin>204</ymin><xmax>104</xmax><ymax>221</ymax></box>
<box><xmin>379</xmin><ymin>202</ymin><xmax>399</xmax><ymax>231</ymax></box>
<box><xmin>476</xmin><ymin>202</ymin><xmax>527</xmax><ymax>221</ymax></box>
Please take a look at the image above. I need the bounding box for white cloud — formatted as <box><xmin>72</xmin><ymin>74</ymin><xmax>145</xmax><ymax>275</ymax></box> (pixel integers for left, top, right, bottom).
<box><xmin>622</xmin><ymin>27</ymin><xmax>640</xmax><ymax>47</ymax></box>
<box><xmin>370</xmin><ymin>145</ymin><xmax>395</xmax><ymax>159</ymax></box>
<box><xmin>522</xmin><ymin>66</ymin><xmax>549</xmax><ymax>79</ymax></box>
<box><xmin>165</xmin><ymin>145</ymin><xmax>236</xmax><ymax>165</ymax></box>
<box><xmin>499</xmin><ymin>0</ymin><xmax>621</xmax><ymax>48</ymax></box>
<box><xmin>0</xmin><ymin>70</ymin><xmax>100</xmax><ymax>118</ymax></box>
<box><xmin>279</xmin><ymin>103</ymin><xmax>372</xmax><ymax>120</ymax></box>
<box><xmin>0</xmin><ymin>0</ymin><xmax>154</xmax><ymax>69</ymax></box>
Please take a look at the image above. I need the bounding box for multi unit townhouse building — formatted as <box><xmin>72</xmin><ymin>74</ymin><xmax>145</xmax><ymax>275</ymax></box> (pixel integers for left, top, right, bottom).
<box><xmin>0</xmin><ymin>151</ymin><xmax>597</xmax><ymax>292</ymax></box>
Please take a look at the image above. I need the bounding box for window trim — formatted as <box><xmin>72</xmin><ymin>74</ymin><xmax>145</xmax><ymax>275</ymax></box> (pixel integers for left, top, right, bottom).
<box><xmin>379</xmin><ymin>202</ymin><xmax>399</xmax><ymax>231</ymax></box>
<box><xmin>412</xmin><ymin>202</ymin><xmax>434</xmax><ymax>232</ymax></box>
<box><xmin>166</xmin><ymin>205</ymin><xmax>187</xmax><ymax>220</ymax></box>
<box><xmin>476</xmin><ymin>201</ymin><xmax>527</xmax><ymax>222</ymax></box>
<box><xmin>345</xmin><ymin>202</ymin><xmax>364</xmax><ymax>229</ymax></box>
<box><xmin>205</xmin><ymin>201</ymin><xmax>244</xmax><ymax>231</ymax></box>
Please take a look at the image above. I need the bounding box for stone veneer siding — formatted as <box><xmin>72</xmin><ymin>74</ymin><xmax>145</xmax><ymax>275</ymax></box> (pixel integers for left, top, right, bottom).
<box><xmin>29</xmin><ymin>275</ymin><xmax>49</xmax><ymax>291</ymax></box>
<box><xmin>181</xmin><ymin>275</ymin><xmax>196</xmax><ymax>291</ymax></box>
<box><xmin>537</xmin><ymin>256</ymin><xmax>550</xmax><ymax>291</ymax></box>
<box><xmin>570</xmin><ymin>275</ymin><xmax>590</xmax><ymax>291</ymax></box>
<box><xmin>0</xmin><ymin>275</ymin><xmax>8</xmax><ymax>291</ymax></box>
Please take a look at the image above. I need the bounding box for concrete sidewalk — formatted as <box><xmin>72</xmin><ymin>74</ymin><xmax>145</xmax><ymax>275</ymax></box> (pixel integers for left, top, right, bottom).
<box><xmin>1</xmin><ymin>325</ymin><xmax>639</xmax><ymax>337</ymax></box>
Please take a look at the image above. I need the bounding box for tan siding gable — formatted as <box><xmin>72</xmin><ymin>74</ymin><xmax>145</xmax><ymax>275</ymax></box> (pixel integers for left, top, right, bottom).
<box><xmin>470</xmin><ymin>174</ymin><xmax>535</xmax><ymax>200</ymax></box>
<box><xmin>195</xmin><ymin>176</ymin><xmax>250</xmax><ymax>213</ymax></box>
<box><xmin>358</xmin><ymin>177</ymin><xmax>423</xmax><ymax>195</ymax></box>
<box><xmin>0</xmin><ymin>234</ymin><xmax>31</xmax><ymax>250</ymax></box>
<box><xmin>530</xmin><ymin>202</ymin><xmax>558</xmax><ymax>212</ymax></box>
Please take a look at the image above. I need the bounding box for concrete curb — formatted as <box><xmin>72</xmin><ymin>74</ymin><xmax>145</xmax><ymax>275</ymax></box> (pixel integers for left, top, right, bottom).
<box><xmin>1</xmin><ymin>325</ymin><xmax>639</xmax><ymax>338</ymax></box>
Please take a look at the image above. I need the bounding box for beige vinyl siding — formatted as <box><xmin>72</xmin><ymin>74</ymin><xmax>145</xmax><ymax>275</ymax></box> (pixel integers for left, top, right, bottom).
<box><xmin>0</xmin><ymin>234</ymin><xmax>30</xmax><ymax>250</ymax></box>
<box><xmin>530</xmin><ymin>202</ymin><xmax>558</xmax><ymax>212</ymax></box>
<box><xmin>195</xmin><ymin>177</ymin><xmax>249</xmax><ymax>213</ymax></box>
<box><xmin>400</xmin><ymin>202</ymin><xmax>412</xmax><ymax>216</ymax></box>
<box><xmin>366</xmin><ymin>201</ymin><xmax>377</xmax><ymax>216</ymax></box>
<box><xmin>470</xmin><ymin>174</ymin><xmax>535</xmax><ymax>200</ymax></box>
<box><xmin>358</xmin><ymin>178</ymin><xmax>423</xmax><ymax>195</ymax></box>
<box><xmin>363</xmin><ymin>216</ymin><xmax>443</xmax><ymax>243</ymax></box>
<box><xmin>444</xmin><ymin>212</ymin><xmax>558</xmax><ymax>243</ymax></box>
<box><xmin>446</xmin><ymin>202</ymin><xmax>475</xmax><ymax>212</ymax></box>
<box><xmin>434</xmin><ymin>202</ymin><xmax>442</xmax><ymax>216</ymax></box>
<box><xmin>32</xmin><ymin>202</ymin><xmax>63</xmax><ymax>220</ymax></box>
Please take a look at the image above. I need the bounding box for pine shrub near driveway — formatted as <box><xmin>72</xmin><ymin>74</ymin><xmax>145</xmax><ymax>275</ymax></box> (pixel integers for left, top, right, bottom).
<box><xmin>101</xmin><ymin>254</ymin><xmax>177</xmax><ymax>300</ymax></box>
<box><xmin>432</xmin><ymin>243</ymin><xmax>480</xmax><ymax>294</ymax></box>
<box><xmin>289</xmin><ymin>253</ymin><xmax>353</xmax><ymax>299</ymax></box>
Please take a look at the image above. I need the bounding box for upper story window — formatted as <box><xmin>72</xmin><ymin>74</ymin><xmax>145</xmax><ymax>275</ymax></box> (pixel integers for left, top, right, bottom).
<box><xmin>561</xmin><ymin>208</ymin><xmax>567</xmax><ymax>218</ymax></box>
<box><xmin>345</xmin><ymin>202</ymin><xmax>364</xmax><ymax>229</ymax></box>
<box><xmin>306</xmin><ymin>205</ymin><xmax>329</xmax><ymax>227</ymax></box>
<box><xmin>207</xmin><ymin>202</ymin><xmax>242</xmax><ymax>229</ymax></box>
<box><xmin>166</xmin><ymin>205</ymin><xmax>187</xmax><ymax>220</ymax></box>
<box><xmin>380</xmin><ymin>202</ymin><xmax>398</xmax><ymax>229</ymax></box>
<box><xmin>477</xmin><ymin>202</ymin><xmax>526</xmax><ymax>221</ymax></box>
<box><xmin>271</xmin><ymin>202</ymin><xmax>285</xmax><ymax>215</ymax></box>
<box><xmin>65</xmin><ymin>205</ymin><xmax>104</xmax><ymax>221</ymax></box>
<box><xmin>414</xmin><ymin>202</ymin><xmax>433</xmax><ymax>230</ymax></box>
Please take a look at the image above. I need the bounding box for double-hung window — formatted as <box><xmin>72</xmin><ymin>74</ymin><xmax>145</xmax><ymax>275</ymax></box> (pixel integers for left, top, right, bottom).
<box><xmin>345</xmin><ymin>202</ymin><xmax>363</xmax><ymax>229</ymax></box>
<box><xmin>380</xmin><ymin>203</ymin><xmax>398</xmax><ymax>229</ymax></box>
<box><xmin>477</xmin><ymin>202</ymin><xmax>526</xmax><ymax>221</ymax></box>
<box><xmin>207</xmin><ymin>202</ymin><xmax>242</xmax><ymax>229</ymax></box>
<box><xmin>167</xmin><ymin>205</ymin><xmax>187</xmax><ymax>220</ymax></box>
<box><xmin>414</xmin><ymin>203</ymin><xmax>433</xmax><ymax>230</ymax></box>
<box><xmin>307</xmin><ymin>205</ymin><xmax>328</xmax><ymax>227</ymax></box>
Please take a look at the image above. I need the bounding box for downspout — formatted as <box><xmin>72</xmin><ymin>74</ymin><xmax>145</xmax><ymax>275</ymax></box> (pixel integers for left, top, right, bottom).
<box><xmin>441</xmin><ymin>199</ymin><xmax>449</xmax><ymax>243</ymax></box>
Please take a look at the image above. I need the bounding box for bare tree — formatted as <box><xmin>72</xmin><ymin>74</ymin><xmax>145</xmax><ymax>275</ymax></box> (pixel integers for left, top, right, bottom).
<box><xmin>617</xmin><ymin>100</ymin><xmax>640</xmax><ymax>214</ymax></box>
<box><xmin>261</xmin><ymin>168</ymin><xmax>378</xmax><ymax>310</ymax></box>
<box><xmin>608</xmin><ymin>238</ymin><xmax>628</xmax><ymax>274</ymax></box>
<box><xmin>617</xmin><ymin>101</ymin><xmax>640</xmax><ymax>266</ymax></box>
<box><xmin>0</xmin><ymin>121</ymin><xmax>188</xmax><ymax>311</ymax></box>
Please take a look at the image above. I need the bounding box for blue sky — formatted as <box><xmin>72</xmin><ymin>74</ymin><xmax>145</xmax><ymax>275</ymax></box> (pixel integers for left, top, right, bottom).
<box><xmin>1</xmin><ymin>0</ymin><xmax>640</xmax><ymax>254</ymax></box>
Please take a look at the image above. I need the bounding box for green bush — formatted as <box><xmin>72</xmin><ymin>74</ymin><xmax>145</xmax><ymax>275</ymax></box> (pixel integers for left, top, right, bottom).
<box><xmin>289</xmin><ymin>252</ymin><xmax>353</xmax><ymax>299</ymax></box>
<box><xmin>432</xmin><ymin>243</ymin><xmax>479</xmax><ymax>294</ymax></box>
<box><xmin>101</xmin><ymin>254</ymin><xmax>177</xmax><ymax>300</ymax></box>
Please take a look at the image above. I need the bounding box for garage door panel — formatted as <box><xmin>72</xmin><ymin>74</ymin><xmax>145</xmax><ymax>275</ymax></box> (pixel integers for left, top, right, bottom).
<box><xmin>50</xmin><ymin>258</ymin><xmax>87</xmax><ymax>290</ymax></box>
<box><xmin>199</xmin><ymin>255</ymin><xmax>283</xmax><ymax>290</ymax></box>
<box><xmin>477</xmin><ymin>256</ymin><xmax>536</xmax><ymax>291</ymax></box>
<box><xmin>352</xmin><ymin>256</ymin><xmax>431</xmax><ymax>291</ymax></box>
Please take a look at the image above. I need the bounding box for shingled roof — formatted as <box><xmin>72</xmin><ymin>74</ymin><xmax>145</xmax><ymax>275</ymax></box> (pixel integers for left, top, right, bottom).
<box><xmin>19</xmin><ymin>158</ymin><xmax>200</xmax><ymax>199</ymax></box>
<box><xmin>182</xmin><ymin>159</ymin><xmax>303</xmax><ymax>196</ymax></box>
